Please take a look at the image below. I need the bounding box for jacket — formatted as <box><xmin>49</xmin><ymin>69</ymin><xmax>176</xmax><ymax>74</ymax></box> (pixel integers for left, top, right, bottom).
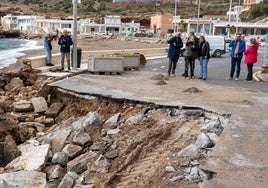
<box><xmin>167</xmin><ymin>36</ymin><xmax>183</xmax><ymax>59</ymax></box>
<box><xmin>229</xmin><ymin>39</ymin><xmax>246</xmax><ymax>59</ymax></box>
<box><xmin>198</xmin><ymin>41</ymin><xmax>210</xmax><ymax>59</ymax></box>
<box><xmin>58</xmin><ymin>35</ymin><xmax>73</xmax><ymax>53</ymax></box>
<box><xmin>244</xmin><ymin>44</ymin><xmax>258</xmax><ymax>64</ymax></box>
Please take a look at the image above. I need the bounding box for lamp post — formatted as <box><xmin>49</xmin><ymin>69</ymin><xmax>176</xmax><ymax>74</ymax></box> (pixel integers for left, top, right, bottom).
<box><xmin>197</xmin><ymin>0</ymin><xmax>201</xmax><ymax>34</ymax></box>
<box><xmin>228</xmin><ymin>0</ymin><xmax>232</xmax><ymax>38</ymax></box>
<box><xmin>235</xmin><ymin>0</ymin><xmax>241</xmax><ymax>34</ymax></box>
<box><xmin>72</xmin><ymin>0</ymin><xmax>79</xmax><ymax>71</ymax></box>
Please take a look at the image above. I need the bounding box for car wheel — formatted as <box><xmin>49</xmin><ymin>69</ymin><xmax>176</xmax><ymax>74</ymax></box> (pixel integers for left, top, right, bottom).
<box><xmin>214</xmin><ymin>50</ymin><xmax>222</xmax><ymax>57</ymax></box>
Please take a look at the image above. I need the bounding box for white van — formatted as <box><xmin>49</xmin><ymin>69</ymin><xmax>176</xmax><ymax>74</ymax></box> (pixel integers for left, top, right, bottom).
<box><xmin>180</xmin><ymin>35</ymin><xmax>226</xmax><ymax>58</ymax></box>
<box><xmin>204</xmin><ymin>35</ymin><xmax>226</xmax><ymax>57</ymax></box>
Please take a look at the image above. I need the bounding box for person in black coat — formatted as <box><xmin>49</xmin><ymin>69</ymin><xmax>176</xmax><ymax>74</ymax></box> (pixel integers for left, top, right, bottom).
<box><xmin>198</xmin><ymin>35</ymin><xmax>210</xmax><ymax>80</ymax></box>
<box><xmin>167</xmin><ymin>32</ymin><xmax>183</xmax><ymax>77</ymax></box>
<box><xmin>58</xmin><ymin>30</ymin><xmax>73</xmax><ymax>71</ymax></box>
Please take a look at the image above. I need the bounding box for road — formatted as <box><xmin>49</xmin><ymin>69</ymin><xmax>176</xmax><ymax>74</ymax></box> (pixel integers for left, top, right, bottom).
<box><xmin>142</xmin><ymin>45</ymin><xmax>268</xmax><ymax>93</ymax></box>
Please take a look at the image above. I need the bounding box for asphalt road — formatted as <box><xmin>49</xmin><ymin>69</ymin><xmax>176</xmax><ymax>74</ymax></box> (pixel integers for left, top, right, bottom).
<box><xmin>142</xmin><ymin>45</ymin><xmax>268</xmax><ymax>93</ymax></box>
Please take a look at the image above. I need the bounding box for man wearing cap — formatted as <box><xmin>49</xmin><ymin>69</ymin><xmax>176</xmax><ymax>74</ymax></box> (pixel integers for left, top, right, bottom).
<box><xmin>227</xmin><ymin>33</ymin><xmax>246</xmax><ymax>80</ymax></box>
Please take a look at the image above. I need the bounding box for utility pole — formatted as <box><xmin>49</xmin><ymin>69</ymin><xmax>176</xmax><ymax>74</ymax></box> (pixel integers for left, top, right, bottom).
<box><xmin>197</xmin><ymin>0</ymin><xmax>201</xmax><ymax>34</ymax></box>
<box><xmin>236</xmin><ymin>0</ymin><xmax>241</xmax><ymax>34</ymax></box>
<box><xmin>72</xmin><ymin>0</ymin><xmax>79</xmax><ymax>71</ymax></box>
<box><xmin>228</xmin><ymin>0</ymin><xmax>232</xmax><ymax>38</ymax></box>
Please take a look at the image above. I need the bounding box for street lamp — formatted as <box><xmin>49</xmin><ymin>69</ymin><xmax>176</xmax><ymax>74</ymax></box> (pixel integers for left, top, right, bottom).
<box><xmin>197</xmin><ymin>0</ymin><xmax>201</xmax><ymax>34</ymax></box>
<box><xmin>72</xmin><ymin>0</ymin><xmax>80</xmax><ymax>71</ymax></box>
<box><xmin>228</xmin><ymin>0</ymin><xmax>232</xmax><ymax>38</ymax></box>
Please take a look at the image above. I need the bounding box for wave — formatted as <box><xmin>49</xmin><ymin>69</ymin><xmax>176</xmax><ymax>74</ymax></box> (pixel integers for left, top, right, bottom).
<box><xmin>0</xmin><ymin>39</ymin><xmax>43</xmax><ymax>69</ymax></box>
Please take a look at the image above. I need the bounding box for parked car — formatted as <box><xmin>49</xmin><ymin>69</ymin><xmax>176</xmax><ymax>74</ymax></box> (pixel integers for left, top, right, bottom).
<box><xmin>134</xmin><ymin>32</ymin><xmax>145</xmax><ymax>37</ymax></box>
<box><xmin>94</xmin><ymin>32</ymin><xmax>107</xmax><ymax>36</ymax></box>
<box><xmin>146</xmin><ymin>32</ymin><xmax>154</xmax><ymax>37</ymax></box>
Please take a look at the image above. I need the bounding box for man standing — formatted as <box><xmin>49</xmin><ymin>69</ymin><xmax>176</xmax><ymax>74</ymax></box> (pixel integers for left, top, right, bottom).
<box><xmin>227</xmin><ymin>33</ymin><xmax>246</xmax><ymax>80</ymax></box>
<box><xmin>167</xmin><ymin>32</ymin><xmax>183</xmax><ymax>77</ymax></box>
<box><xmin>58</xmin><ymin>30</ymin><xmax>73</xmax><ymax>71</ymax></box>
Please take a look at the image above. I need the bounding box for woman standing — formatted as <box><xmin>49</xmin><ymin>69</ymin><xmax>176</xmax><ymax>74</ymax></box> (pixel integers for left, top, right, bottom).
<box><xmin>244</xmin><ymin>38</ymin><xmax>258</xmax><ymax>82</ymax></box>
<box><xmin>43</xmin><ymin>33</ymin><xmax>54</xmax><ymax>66</ymax></box>
<box><xmin>198</xmin><ymin>35</ymin><xmax>210</xmax><ymax>80</ymax></box>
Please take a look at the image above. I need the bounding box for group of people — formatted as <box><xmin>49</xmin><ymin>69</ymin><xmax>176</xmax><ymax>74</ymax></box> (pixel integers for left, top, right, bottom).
<box><xmin>167</xmin><ymin>31</ymin><xmax>211</xmax><ymax>80</ymax></box>
<box><xmin>43</xmin><ymin>29</ymin><xmax>73</xmax><ymax>71</ymax></box>
<box><xmin>167</xmin><ymin>32</ymin><xmax>258</xmax><ymax>82</ymax></box>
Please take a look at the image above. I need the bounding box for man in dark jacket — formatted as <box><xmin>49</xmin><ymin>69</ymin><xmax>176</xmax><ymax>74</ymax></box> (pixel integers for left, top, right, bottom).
<box><xmin>58</xmin><ymin>30</ymin><xmax>73</xmax><ymax>71</ymax></box>
<box><xmin>167</xmin><ymin>32</ymin><xmax>183</xmax><ymax>77</ymax></box>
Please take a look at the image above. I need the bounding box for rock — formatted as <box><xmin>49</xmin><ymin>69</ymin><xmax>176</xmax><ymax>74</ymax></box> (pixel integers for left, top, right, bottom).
<box><xmin>19</xmin><ymin>122</ymin><xmax>46</xmax><ymax>132</ymax></box>
<box><xmin>43</xmin><ymin>164</ymin><xmax>66</xmax><ymax>180</ymax></box>
<box><xmin>72</xmin><ymin>131</ymin><xmax>92</xmax><ymax>146</ymax></box>
<box><xmin>125</xmin><ymin>114</ymin><xmax>144</xmax><ymax>125</ymax></box>
<box><xmin>5</xmin><ymin>77</ymin><xmax>24</xmax><ymax>91</ymax></box>
<box><xmin>67</xmin><ymin>151</ymin><xmax>98</xmax><ymax>174</ymax></box>
<box><xmin>42</xmin><ymin>118</ymin><xmax>55</xmax><ymax>127</ymax></box>
<box><xmin>186</xmin><ymin>167</ymin><xmax>200</xmax><ymax>180</ymax></box>
<box><xmin>105</xmin><ymin>149</ymin><xmax>119</xmax><ymax>159</ymax></box>
<box><xmin>10</xmin><ymin>112</ymin><xmax>39</xmax><ymax>122</ymax></box>
<box><xmin>57</xmin><ymin>173</ymin><xmax>75</xmax><ymax>188</ymax></box>
<box><xmin>183</xmin><ymin>87</ymin><xmax>202</xmax><ymax>93</ymax></box>
<box><xmin>51</xmin><ymin>152</ymin><xmax>69</xmax><ymax>166</ymax></box>
<box><xmin>206</xmin><ymin>132</ymin><xmax>218</xmax><ymax>146</ymax></box>
<box><xmin>199</xmin><ymin>169</ymin><xmax>209</xmax><ymax>181</ymax></box>
<box><xmin>6</xmin><ymin>143</ymin><xmax>50</xmax><ymax>171</ymax></box>
<box><xmin>45</xmin><ymin>102</ymin><xmax>65</xmax><ymax>118</ymax></box>
<box><xmin>0</xmin><ymin>115</ymin><xmax>18</xmax><ymax>143</ymax></box>
<box><xmin>195</xmin><ymin>133</ymin><xmax>213</xmax><ymax>149</ymax></box>
<box><xmin>0</xmin><ymin>171</ymin><xmax>47</xmax><ymax>188</ymax></box>
<box><xmin>155</xmin><ymin>80</ymin><xmax>167</xmax><ymax>85</ymax></box>
<box><xmin>104</xmin><ymin>113</ymin><xmax>121</xmax><ymax>128</ymax></box>
<box><xmin>183</xmin><ymin>110</ymin><xmax>205</xmax><ymax>118</ymax></box>
<box><xmin>62</xmin><ymin>144</ymin><xmax>83</xmax><ymax>159</ymax></box>
<box><xmin>1</xmin><ymin>135</ymin><xmax>21</xmax><ymax>167</ymax></box>
<box><xmin>178</xmin><ymin>144</ymin><xmax>199</xmax><ymax>158</ymax></box>
<box><xmin>150</xmin><ymin>74</ymin><xmax>169</xmax><ymax>80</ymax></box>
<box><xmin>204</xmin><ymin>119</ymin><xmax>224</xmax><ymax>135</ymax></box>
<box><xmin>170</xmin><ymin>176</ymin><xmax>184</xmax><ymax>182</ymax></box>
<box><xmin>71</xmin><ymin>112</ymin><xmax>102</xmax><ymax>139</ymax></box>
<box><xmin>30</xmin><ymin>97</ymin><xmax>48</xmax><ymax>113</ymax></box>
<box><xmin>41</xmin><ymin>128</ymin><xmax>71</xmax><ymax>154</ymax></box>
<box><xmin>87</xmin><ymin>155</ymin><xmax>111</xmax><ymax>173</ymax></box>
<box><xmin>0</xmin><ymin>179</ymin><xmax>17</xmax><ymax>188</ymax></box>
<box><xmin>107</xmin><ymin>128</ymin><xmax>121</xmax><ymax>135</ymax></box>
<box><xmin>12</xmin><ymin>100</ymin><xmax>33</xmax><ymax>112</ymax></box>
<box><xmin>165</xmin><ymin>166</ymin><xmax>176</xmax><ymax>172</ymax></box>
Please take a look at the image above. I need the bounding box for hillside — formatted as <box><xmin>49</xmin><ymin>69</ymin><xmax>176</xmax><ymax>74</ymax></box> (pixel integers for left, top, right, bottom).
<box><xmin>0</xmin><ymin>0</ymin><xmax>233</xmax><ymax>19</ymax></box>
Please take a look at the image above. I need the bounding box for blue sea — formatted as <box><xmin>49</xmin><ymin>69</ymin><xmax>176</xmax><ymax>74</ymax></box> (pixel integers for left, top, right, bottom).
<box><xmin>0</xmin><ymin>38</ymin><xmax>43</xmax><ymax>69</ymax></box>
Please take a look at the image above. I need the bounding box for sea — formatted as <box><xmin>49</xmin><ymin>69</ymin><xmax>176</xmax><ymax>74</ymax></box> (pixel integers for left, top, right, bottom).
<box><xmin>0</xmin><ymin>38</ymin><xmax>43</xmax><ymax>70</ymax></box>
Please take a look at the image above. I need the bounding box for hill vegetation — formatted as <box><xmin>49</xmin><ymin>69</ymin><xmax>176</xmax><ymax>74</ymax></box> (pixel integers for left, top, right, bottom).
<box><xmin>0</xmin><ymin>0</ymin><xmax>266</xmax><ymax>22</ymax></box>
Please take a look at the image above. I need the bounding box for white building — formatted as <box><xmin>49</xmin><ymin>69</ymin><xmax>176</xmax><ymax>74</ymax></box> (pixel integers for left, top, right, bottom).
<box><xmin>36</xmin><ymin>19</ymin><xmax>74</xmax><ymax>34</ymax></box>
<box><xmin>1</xmin><ymin>15</ymin><xmax>45</xmax><ymax>31</ymax></box>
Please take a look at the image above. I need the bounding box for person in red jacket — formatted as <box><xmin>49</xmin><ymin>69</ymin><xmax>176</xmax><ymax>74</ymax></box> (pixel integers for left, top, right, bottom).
<box><xmin>244</xmin><ymin>38</ymin><xmax>258</xmax><ymax>82</ymax></box>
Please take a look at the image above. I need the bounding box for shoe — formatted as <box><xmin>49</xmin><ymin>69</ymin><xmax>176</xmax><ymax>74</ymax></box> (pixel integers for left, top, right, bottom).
<box><xmin>198</xmin><ymin>77</ymin><xmax>202</xmax><ymax>79</ymax></box>
<box><xmin>225</xmin><ymin>77</ymin><xmax>233</xmax><ymax>80</ymax></box>
<box><xmin>245</xmin><ymin>79</ymin><xmax>253</xmax><ymax>82</ymax></box>
<box><xmin>191</xmin><ymin>76</ymin><xmax>195</xmax><ymax>79</ymax></box>
<box><xmin>46</xmin><ymin>64</ymin><xmax>55</xmax><ymax>66</ymax></box>
<box><xmin>235</xmin><ymin>77</ymin><xmax>239</xmax><ymax>81</ymax></box>
<box><xmin>202</xmin><ymin>78</ymin><xmax>207</xmax><ymax>80</ymax></box>
<box><xmin>185</xmin><ymin>77</ymin><xmax>191</xmax><ymax>79</ymax></box>
<box><xmin>170</xmin><ymin>74</ymin><xmax>176</xmax><ymax>77</ymax></box>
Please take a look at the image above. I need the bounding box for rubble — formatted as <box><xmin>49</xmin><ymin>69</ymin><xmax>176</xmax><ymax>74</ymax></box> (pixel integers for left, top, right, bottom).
<box><xmin>0</xmin><ymin>64</ymin><xmax>228</xmax><ymax>187</ymax></box>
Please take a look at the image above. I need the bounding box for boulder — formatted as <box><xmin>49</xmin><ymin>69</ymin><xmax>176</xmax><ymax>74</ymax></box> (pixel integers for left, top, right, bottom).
<box><xmin>57</xmin><ymin>172</ymin><xmax>75</xmax><ymax>188</ymax></box>
<box><xmin>67</xmin><ymin>151</ymin><xmax>98</xmax><ymax>174</ymax></box>
<box><xmin>72</xmin><ymin>131</ymin><xmax>92</xmax><ymax>146</ymax></box>
<box><xmin>0</xmin><ymin>115</ymin><xmax>18</xmax><ymax>142</ymax></box>
<box><xmin>195</xmin><ymin>133</ymin><xmax>213</xmax><ymax>149</ymax></box>
<box><xmin>4</xmin><ymin>77</ymin><xmax>24</xmax><ymax>91</ymax></box>
<box><xmin>6</xmin><ymin>143</ymin><xmax>50</xmax><ymax>171</ymax></box>
<box><xmin>87</xmin><ymin>155</ymin><xmax>111</xmax><ymax>173</ymax></box>
<box><xmin>12</xmin><ymin>100</ymin><xmax>33</xmax><ymax>112</ymax></box>
<box><xmin>51</xmin><ymin>152</ymin><xmax>69</xmax><ymax>166</ymax></box>
<box><xmin>104</xmin><ymin>113</ymin><xmax>121</xmax><ymax>128</ymax></box>
<box><xmin>62</xmin><ymin>144</ymin><xmax>83</xmax><ymax>159</ymax></box>
<box><xmin>30</xmin><ymin>97</ymin><xmax>48</xmax><ymax>113</ymax></box>
<box><xmin>45</xmin><ymin>102</ymin><xmax>65</xmax><ymax>118</ymax></box>
<box><xmin>0</xmin><ymin>171</ymin><xmax>47</xmax><ymax>188</ymax></box>
<box><xmin>125</xmin><ymin>114</ymin><xmax>144</xmax><ymax>125</ymax></box>
<box><xmin>178</xmin><ymin>144</ymin><xmax>199</xmax><ymax>158</ymax></box>
<box><xmin>43</xmin><ymin>164</ymin><xmax>67</xmax><ymax>181</ymax></box>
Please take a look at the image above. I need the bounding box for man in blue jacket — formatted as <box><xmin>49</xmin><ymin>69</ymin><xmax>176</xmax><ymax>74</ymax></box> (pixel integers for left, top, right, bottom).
<box><xmin>167</xmin><ymin>32</ymin><xmax>183</xmax><ymax>77</ymax></box>
<box><xmin>58</xmin><ymin>30</ymin><xmax>73</xmax><ymax>71</ymax></box>
<box><xmin>227</xmin><ymin>33</ymin><xmax>246</xmax><ymax>80</ymax></box>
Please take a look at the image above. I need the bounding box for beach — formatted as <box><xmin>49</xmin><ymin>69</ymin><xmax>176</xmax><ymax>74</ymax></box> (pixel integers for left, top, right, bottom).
<box><xmin>0</xmin><ymin>35</ymin><xmax>168</xmax><ymax>73</ymax></box>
